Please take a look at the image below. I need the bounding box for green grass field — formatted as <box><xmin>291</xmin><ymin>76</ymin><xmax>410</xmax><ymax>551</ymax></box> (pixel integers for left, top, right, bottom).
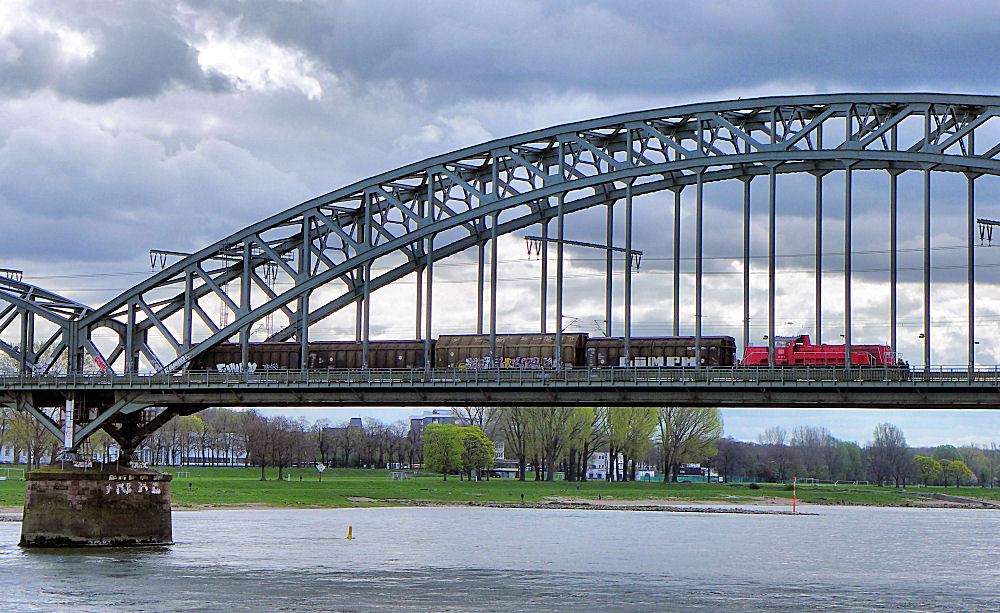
<box><xmin>1</xmin><ymin>466</ymin><xmax>999</xmax><ymax>509</ymax></box>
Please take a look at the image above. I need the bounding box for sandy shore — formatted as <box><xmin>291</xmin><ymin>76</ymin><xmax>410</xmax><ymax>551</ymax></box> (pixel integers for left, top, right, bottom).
<box><xmin>347</xmin><ymin>497</ymin><xmax>811</xmax><ymax>514</ymax></box>
<box><xmin>4</xmin><ymin>493</ymin><xmax>997</xmax><ymax>521</ymax></box>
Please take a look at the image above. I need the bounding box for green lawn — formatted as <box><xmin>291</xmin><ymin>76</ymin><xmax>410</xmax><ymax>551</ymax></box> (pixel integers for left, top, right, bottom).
<box><xmin>2</xmin><ymin>466</ymin><xmax>999</xmax><ymax>509</ymax></box>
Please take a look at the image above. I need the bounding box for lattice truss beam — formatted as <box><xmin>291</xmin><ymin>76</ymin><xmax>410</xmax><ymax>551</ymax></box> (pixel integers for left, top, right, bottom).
<box><xmin>26</xmin><ymin>93</ymin><xmax>1000</xmax><ymax>375</ymax></box>
<box><xmin>0</xmin><ymin>277</ymin><xmax>96</xmax><ymax>375</ymax></box>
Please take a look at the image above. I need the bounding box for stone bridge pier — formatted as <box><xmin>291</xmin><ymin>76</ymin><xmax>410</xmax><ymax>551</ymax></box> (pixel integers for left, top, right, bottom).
<box><xmin>19</xmin><ymin>463</ymin><xmax>173</xmax><ymax>547</ymax></box>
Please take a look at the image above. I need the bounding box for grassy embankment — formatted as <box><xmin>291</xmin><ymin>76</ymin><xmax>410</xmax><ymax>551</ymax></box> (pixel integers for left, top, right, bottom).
<box><xmin>3</xmin><ymin>465</ymin><xmax>1000</xmax><ymax>509</ymax></box>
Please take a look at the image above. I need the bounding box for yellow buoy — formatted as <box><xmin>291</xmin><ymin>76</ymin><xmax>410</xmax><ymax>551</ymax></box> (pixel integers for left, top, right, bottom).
<box><xmin>346</xmin><ymin>525</ymin><xmax>354</xmax><ymax>540</ymax></box>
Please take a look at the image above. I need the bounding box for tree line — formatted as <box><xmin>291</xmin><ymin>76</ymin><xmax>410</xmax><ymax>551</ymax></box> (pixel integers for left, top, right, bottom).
<box><xmin>1</xmin><ymin>404</ymin><xmax>998</xmax><ymax>487</ymax></box>
<box><xmin>458</xmin><ymin>406</ymin><xmax>723</xmax><ymax>482</ymax></box>
<box><xmin>0</xmin><ymin>406</ymin><xmax>418</xmax><ymax>478</ymax></box>
<box><xmin>714</xmin><ymin>424</ymin><xmax>998</xmax><ymax>487</ymax></box>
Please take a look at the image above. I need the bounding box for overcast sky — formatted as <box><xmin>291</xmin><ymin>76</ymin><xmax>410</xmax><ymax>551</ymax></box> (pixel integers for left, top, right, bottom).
<box><xmin>5</xmin><ymin>0</ymin><xmax>1000</xmax><ymax>446</ymax></box>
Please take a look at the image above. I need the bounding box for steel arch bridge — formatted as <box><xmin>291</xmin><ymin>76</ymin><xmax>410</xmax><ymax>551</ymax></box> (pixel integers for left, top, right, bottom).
<box><xmin>5</xmin><ymin>92</ymin><xmax>1000</xmax><ymax>454</ymax></box>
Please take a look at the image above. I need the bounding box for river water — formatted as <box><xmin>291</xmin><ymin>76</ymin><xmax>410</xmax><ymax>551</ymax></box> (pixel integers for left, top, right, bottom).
<box><xmin>1</xmin><ymin>505</ymin><xmax>999</xmax><ymax>612</ymax></box>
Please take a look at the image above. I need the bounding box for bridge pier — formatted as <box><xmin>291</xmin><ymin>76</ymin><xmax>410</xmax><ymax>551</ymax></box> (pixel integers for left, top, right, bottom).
<box><xmin>19</xmin><ymin>463</ymin><xmax>172</xmax><ymax>547</ymax></box>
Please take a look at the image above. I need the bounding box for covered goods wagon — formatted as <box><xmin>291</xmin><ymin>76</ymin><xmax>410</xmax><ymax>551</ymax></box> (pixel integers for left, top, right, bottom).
<box><xmin>585</xmin><ymin>336</ymin><xmax>737</xmax><ymax>367</ymax></box>
<box><xmin>435</xmin><ymin>333</ymin><xmax>588</xmax><ymax>369</ymax></box>
<box><xmin>191</xmin><ymin>340</ymin><xmax>429</xmax><ymax>371</ymax></box>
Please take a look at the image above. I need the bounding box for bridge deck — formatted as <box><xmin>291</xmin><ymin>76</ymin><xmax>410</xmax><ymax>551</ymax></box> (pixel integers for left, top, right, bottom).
<box><xmin>3</xmin><ymin>367</ymin><xmax>1000</xmax><ymax>409</ymax></box>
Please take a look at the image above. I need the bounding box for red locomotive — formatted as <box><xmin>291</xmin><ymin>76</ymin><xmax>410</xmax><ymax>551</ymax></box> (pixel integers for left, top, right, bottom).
<box><xmin>741</xmin><ymin>334</ymin><xmax>895</xmax><ymax>366</ymax></box>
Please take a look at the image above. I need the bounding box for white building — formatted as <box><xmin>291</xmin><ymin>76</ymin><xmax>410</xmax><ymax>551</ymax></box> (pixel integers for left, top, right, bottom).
<box><xmin>585</xmin><ymin>452</ymin><xmax>656</xmax><ymax>481</ymax></box>
<box><xmin>0</xmin><ymin>445</ymin><xmax>17</xmax><ymax>464</ymax></box>
<box><xmin>408</xmin><ymin>409</ymin><xmax>459</xmax><ymax>439</ymax></box>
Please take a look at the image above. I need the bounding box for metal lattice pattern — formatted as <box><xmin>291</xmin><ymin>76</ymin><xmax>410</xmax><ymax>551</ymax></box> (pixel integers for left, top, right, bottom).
<box><xmin>0</xmin><ymin>278</ymin><xmax>95</xmax><ymax>375</ymax></box>
<box><xmin>5</xmin><ymin>93</ymin><xmax>1000</xmax><ymax>380</ymax></box>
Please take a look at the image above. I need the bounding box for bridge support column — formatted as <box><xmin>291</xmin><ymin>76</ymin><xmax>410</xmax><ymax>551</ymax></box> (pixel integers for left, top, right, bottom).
<box><xmin>672</xmin><ymin>187</ymin><xmax>682</xmax><ymax>336</ymax></box>
<box><xmin>967</xmin><ymin>170</ymin><xmax>977</xmax><ymax>378</ymax></box>
<box><xmin>923</xmin><ymin>108</ymin><xmax>932</xmax><ymax>373</ymax></box>
<box><xmin>20</xmin><ymin>465</ymin><xmax>172</xmax><ymax>547</ymax></box>
<box><xmin>742</xmin><ymin>177</ymin><xmax>751</xmax><ymax>354</ymax></box>
<box><xmin>477</xmin><ymin>243</ymin><xmax>484</xmax><ymax>335</ymax></box>
<box><xmin>415</xmin><ymin>266</ymin><xmax>422</xmax><ymax>340</ymax></box>
<box><xmin>555</xmin><ymin>192</ymin><xmax>564</xmax><ymax>370</ymax></box>
<box><xmin>424</xmin><ymin>234</ymin><xmax>434</xmax><ymax>372</ymax></box>
<box><xmin>624</xmin><ymin>180</ymin><xmax>633</xmax><ymax>364</ymax></box>
<box><xmin>844</xmin><ymin>162</ymin><xmax>853</xmax><ymax>367</ymax></box>
<box><xmin>889</xmin><ymin>129</ymin><xmax>900</xmax><ymax>358</ymax></box>
<box><xmin>923</xmin><ymin>166</ymin><xmax>931</xmax><ymax>373</ymax></box>
<box><xmin>606</xmin><ymin>200</ymin><xmax>613</xmax><ymax>337</ymax></box>
<box><xmin>540</xmin><ymin>217</ymin><xmax>548</xmax><ymax>334</ymax></box>
<box><xmin>814</xmin><ymin>171</ymin><xmax>824</xmax><ymax>346</ymax></box>
<box><xmin>694</xmin><ymin>171</ymin><xmax>702</xmax><ymax>367</ymax></box>
<box><xmin>767</xmin><ymin>164</ymin><xmax>776</xmax><ymax>366</ymax></box>
<box><xmin>490</xmin><ymin>212</ymin><xmax>498</xmax><ymax>359</ymax></box>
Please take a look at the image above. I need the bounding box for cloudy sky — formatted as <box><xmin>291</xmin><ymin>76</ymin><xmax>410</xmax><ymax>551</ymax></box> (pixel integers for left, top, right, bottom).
<box><xmin>5</xmin><ymin>0</ymin><xmax>1000</xmax><ymax>446</ymax></box>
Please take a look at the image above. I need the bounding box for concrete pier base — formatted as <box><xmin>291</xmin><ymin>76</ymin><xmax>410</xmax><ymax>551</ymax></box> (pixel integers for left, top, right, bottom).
<box><xmin>19</xmin><ymin>464</ymin><xmax>172</xmax><ymax>547</ymax></box>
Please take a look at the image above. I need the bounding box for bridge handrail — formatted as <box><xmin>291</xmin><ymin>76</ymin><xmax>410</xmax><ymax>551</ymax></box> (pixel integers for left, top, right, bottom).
<box><xmin>2</xmin><ymin>364</ymin><xmax>999</xmax><ymax>388</ymax></box>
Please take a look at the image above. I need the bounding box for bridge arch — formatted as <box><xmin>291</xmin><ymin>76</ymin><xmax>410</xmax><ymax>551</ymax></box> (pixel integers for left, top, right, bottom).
<box><xmin>7</xmin><ymin>93</ymin><xmax>1000</xmax><ymax>380</ymax></box>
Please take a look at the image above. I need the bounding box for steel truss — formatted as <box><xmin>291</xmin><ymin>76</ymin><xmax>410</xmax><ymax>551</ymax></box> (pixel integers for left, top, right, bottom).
<box><xmin>5</xmin><ymin>93</ymin><xmax>1000</xmax><ymax>451</ymax></box>
<box><xmin>0</xmin><ymin>277</ymin><xmax>94</xmax><ymax>375</ymax></box>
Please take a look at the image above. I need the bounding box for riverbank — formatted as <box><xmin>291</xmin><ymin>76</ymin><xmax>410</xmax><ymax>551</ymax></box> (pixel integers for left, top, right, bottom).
<box><xmin>2</xmin><ymin>466</ymin><xmax>999</xmax><ymax>513</ymax></box>
<box><xmin>2</xmin><ymin>492</ymin><xmax>996</xmax><ymax>522</ymax></box>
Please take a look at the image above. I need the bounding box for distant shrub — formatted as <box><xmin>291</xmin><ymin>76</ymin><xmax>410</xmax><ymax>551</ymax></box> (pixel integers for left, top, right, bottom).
<box><xmin>748</xmin><ymin>482</ymin><xmax>761</xmax><ymax>490</ymax></box>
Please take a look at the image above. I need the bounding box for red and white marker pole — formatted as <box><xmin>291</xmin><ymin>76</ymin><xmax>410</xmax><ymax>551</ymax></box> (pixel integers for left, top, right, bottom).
<box><xmin>792</xmin><ymin>476</ymin><xmax>797</xmax><ymax>513</ymax></box>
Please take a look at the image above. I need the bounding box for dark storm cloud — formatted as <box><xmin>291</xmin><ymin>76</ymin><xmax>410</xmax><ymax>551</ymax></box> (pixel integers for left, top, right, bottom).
<box><xmin>185</xmin><ymin>0</ymin><xmax>1000</xmax><ymax>102</ymax></box>
<box><xmin>0</xmin><ymin>26</ymin><xmax>60</xmax><ymax>95</ymax></box>
<box><xmin>0</xmin><ymin>118</ymin><xmax>312</xmax><ymax>264</ymax></box>
<box><xmin>59</xmin><ymin>19</ymin><xmax>217</xmax><ymax>102</ymax></box>
<box><xmin>0</xmin><ymin>1</ymin><xmax>223</xmax><ymax>102</ymax></box>
<box><xmin>7</xmin><ymin>0</ymin><xmax>1000</xmax><ymax>107</ymax></box>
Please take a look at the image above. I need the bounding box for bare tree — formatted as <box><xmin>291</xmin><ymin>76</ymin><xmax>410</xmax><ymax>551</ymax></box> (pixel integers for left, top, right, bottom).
<box><xmin>241</xmin><ymin>410</ymin><xmax>271</xmax><ymax>480</ymax></box>
<box><xmin>452</xmin><ymin>407</ymin><xmax>502</xmax><ymax>439</ymax></box>
<box><xmin>9</xmin><ymin>407</ymin><xmax>57</xmax><ymax>468</ymax></box>
<box><xmin>758</xmin><ymin>426</ymin><xmax>788</xmax><ymax>446</ymax></box>
<box><xmin>791</xmin><ymin>426</ymin><xmax>838</xmax><ymax>479</ymax></box>
<box><xmin>269</xmin><ymin>416</ymin><xmax>300</xmax><ymax>480</ymax></box>
<box><xmin>865</xmin><ymin>423</ymin><xmax>912</xmax><ymax>487</ymax></box>
<box><xmin>712</xmin><ymin>437</ymin><xmax>755</xmax><ymax>483</ymax></box>
<box><xmin>313</xmin><ymin>419</ymin><xmax>331</xmax><ymax>465</ymax></box>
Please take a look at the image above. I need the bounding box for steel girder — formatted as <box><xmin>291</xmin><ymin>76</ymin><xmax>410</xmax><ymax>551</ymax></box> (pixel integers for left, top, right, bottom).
<box><xmin>0</xmin><ymin>277</ymin><xmax>95</xmax><ymax>376</ymax></box>
<box><xmin>51</xmin><ymin>93</ymin><xmax>1000</xmax><ymax>376</ymax></box>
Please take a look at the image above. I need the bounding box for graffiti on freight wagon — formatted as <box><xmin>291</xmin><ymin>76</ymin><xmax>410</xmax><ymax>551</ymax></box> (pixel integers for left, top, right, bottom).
<box><xmin>619</xmin><ymin>356</ymin><xmax>698</xmax><ymax>367</ymax></box>
<box><xmin>213</xmin><ymin>362</ymin><xmax>283</xmax><ymax>373</ymax></box>
<box><xmin>462</xmin><ymin>356</ymin><xmax>555</xmax><ymax>369</ymax></box>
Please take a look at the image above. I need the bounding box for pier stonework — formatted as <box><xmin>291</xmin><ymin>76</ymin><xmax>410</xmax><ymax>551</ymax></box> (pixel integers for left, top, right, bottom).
<box><xmin>19</xmin><ymin>465</ymin><xmax>172</xmax><ymax>547</ymax></box>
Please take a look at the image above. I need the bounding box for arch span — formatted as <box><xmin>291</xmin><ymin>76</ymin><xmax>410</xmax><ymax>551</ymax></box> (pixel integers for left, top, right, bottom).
<box><xmin>22</xmin><ymin>93</ymin><xmax>1000</xmax><ymax>377</ymax></box>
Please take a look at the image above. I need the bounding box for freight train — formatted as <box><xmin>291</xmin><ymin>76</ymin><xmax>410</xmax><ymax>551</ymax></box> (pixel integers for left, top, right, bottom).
<box><xmin>190</xmin><ymin>332</ymin><xmax>897</xmax><ymax>372</ymax></box>
<box><xmin>190</xmin><ymin>333</ymin><xmax>739</xmax><ymax>372</ymax></box>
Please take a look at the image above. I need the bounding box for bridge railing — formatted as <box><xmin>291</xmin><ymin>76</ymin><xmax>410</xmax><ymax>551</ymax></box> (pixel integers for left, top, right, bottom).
<box><xmin>2</xmin><ymin>365</ymin><xmax>1000</xmax><ymax>389</ymax></box>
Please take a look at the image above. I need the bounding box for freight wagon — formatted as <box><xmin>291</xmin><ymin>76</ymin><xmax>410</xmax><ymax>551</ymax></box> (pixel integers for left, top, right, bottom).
<box><xmin>435</xmin><ymin>333</ymin><xmax>588</xmax><ymax>370</ymax></box>
<box><xmin>190</xmin><ymin>340</ymin><xmax>429</xmax><ymax>372</ymax></box>
<box><xmin>585</xmin><ymin>336</ymin><xmax>737</xmax><ymax>368</ymax></box>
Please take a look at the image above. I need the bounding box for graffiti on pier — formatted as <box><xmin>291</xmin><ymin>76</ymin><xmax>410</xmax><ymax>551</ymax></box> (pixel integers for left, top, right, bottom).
<box><xmin>105</xmin><ymin>474</ymin><xmax>163</xmax><ymax>496</ymax></box>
